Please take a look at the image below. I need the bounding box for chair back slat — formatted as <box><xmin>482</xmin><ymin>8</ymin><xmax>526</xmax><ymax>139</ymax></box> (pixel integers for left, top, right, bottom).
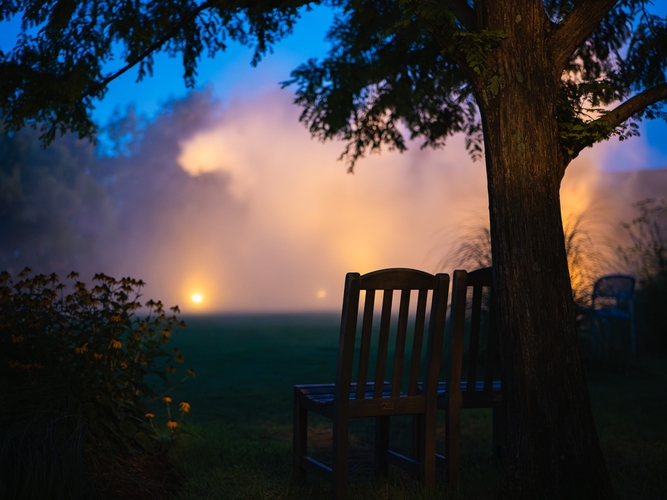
<box><xmin>373</xmin><ymin>290</ymin><xmax>394</xmax><ymax>397</ymax></box>
<box><xmin>335</xmin><ymin>273</ymin><xmax>361</xmax><ymax>401</ymax></box>
<box><xmin>465</xmin><ymin>283</ymin><xmax>483</xmax><ymax>392</ymax></box>
<box><xmin>408</xmin><ymin>289</ymin><xmax>428</xmax><ymax>396</ymax></box>
<box><xmin>483</xmin><ymin>288</ymin><xmax>499</xmax><ymax>391</ymax></box>
<box><xmin>446</xmin><ymin>270</ymin><xmax>468</xmax><ymax>400</ymax></box>
<box><xmin>390</xmin><ymin>290</ymin><xmax>411</xmax><ymax>397</ymax></box>
<box><xmin>355</xmin><ymin>290</ymin><xmax>376</xmax><ymax>399</ymax></box>
<box><xmin>448</xmin><ymin>267</ymin><xmax>501</xmax><ymax>400</ymax></box>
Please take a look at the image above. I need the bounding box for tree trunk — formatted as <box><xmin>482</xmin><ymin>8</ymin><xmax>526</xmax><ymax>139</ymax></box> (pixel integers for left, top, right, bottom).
<box><xmin>471</xmin><ymin>2</ymin><xmax>614</xmax><ymax>498</ymax></box>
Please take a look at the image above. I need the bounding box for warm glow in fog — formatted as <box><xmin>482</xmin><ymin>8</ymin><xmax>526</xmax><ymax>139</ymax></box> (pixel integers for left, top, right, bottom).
<box><xmin>120</xmin><ymin>88</ymin><xmax>666</xmax><ymax>313</ymax></box>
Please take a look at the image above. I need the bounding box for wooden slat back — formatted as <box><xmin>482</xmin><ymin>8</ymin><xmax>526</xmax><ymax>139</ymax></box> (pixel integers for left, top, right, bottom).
<box><xmin>335</xmin><ymin>268</ymin><xmax>450</xmax><ymax>404</ymax></box>
<box><xmin>448</xmin><ymin>267</ymin><xmax>500</xmax><ymax>397</ymax></box>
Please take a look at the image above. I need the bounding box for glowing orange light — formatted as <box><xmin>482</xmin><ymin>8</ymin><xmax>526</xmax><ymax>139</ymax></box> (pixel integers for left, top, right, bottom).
<box><xmin>191</xmin><ymin>294</ymin><xmax>203</xmax><ymax>304</ymax></box>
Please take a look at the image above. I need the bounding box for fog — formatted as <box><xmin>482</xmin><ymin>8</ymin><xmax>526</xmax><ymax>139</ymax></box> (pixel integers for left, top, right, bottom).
<box><xmin>1</xmin><ymin>88</ymin><xmax>665</xmax><ymax>313</ymax></box>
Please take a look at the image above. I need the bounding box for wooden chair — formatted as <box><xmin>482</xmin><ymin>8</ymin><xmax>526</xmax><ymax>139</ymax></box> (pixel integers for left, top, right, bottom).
<box><xmin>293</xmin><ymin>268</ymin><xmax>450</xmax><ymax>499</ymax></box>
<box><xmin>434</xmin><ymin>267</ymin><xmax>505</xmax><ymax>485</ymax></box>
<box><xmin>590</xmin><ymin>274</ymin><xmax>636</xmax><ymax>355</ymax></box>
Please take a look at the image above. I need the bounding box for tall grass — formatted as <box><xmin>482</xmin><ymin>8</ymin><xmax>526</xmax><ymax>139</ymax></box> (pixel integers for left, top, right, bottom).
<box><xmin>440</xmin><ymin>211</ymin><xmax>615</xmax><ymax>308</ymax></box>
<box><xmin>618</xmin><ymin>198</ymin><xmax>667</xmax><ymax>353</ymax></box>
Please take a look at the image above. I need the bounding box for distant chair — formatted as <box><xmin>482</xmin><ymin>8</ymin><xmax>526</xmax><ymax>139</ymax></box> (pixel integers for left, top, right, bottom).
<box><xmin>590</xmin><ymin>274</ymin><xmax>636</xmax><ymax>355</ymax></box>
<box><xmin>293</xmin><ymin>268</ymin><xmax>450</xmax><ymax>499</ymax></box>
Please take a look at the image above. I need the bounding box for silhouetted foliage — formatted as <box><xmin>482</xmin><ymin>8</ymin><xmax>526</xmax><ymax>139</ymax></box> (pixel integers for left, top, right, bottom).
<box><xmin>620</xmin><ymin>198</ymin><xmax>667</xmax><ymax>351</ymax></box>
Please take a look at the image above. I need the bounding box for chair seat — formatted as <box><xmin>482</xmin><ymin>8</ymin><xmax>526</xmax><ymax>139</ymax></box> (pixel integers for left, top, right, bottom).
<box><xmin>296</xmin><ymin>382</ymin><xmax>393</xmax><ymax>406</ymax></box>
<box><xmin>593</xmin><ymin>307</ymin><xmax>632</xmax><ymax>320</ymax></box>
<box><xmin>436</xmin><ymin>380</ymin><xmax>502</xmax><ymax>395</ymax></box>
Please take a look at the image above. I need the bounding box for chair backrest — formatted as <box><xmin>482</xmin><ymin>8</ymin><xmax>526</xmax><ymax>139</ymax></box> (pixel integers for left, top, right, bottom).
<box><xmin>335</xmin><ymin>268</ymin><xmax>450</xmax><ymax>405</ymax></box>
<box><xmin>446</xmin><ymin>267</ymin><xmax>501</xmax><ymax>405</ymax></box>
<box><xmin>592</xmin><ymin>274</ymin><xmax>635</xmax><ymax>309</ymax></box>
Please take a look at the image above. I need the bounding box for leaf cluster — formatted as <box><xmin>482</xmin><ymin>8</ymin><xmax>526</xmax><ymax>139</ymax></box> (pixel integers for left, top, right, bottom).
<box><xmin>556</xmin><ymin>1</ymin><xmax>667</xmax><ymax>160</ymax></box>
<box><xmin>0</xmin><ymin>0</ymin><xmax>304</xmax><ymax>143</ymax></box>
<box><xmin>285</xmin><ymin>1</ymin><xmax>667</xmax><ymax>168</ymax></box>
<box><xmin>0</xmin><ymin>268</ymin><xmax>191</xmax><ymax>454</ymax></box>
<box><xmin>283</xmin><ymin>0</ymin><xmax>480</xmax><ymax>170</ymax></box>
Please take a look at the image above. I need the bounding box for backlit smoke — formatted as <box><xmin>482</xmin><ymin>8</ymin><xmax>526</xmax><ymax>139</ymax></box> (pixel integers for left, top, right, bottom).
<box><xmin>1</xmin><ymin>88</ymin><xmax>665</xmax><ymax>313</ymax></box>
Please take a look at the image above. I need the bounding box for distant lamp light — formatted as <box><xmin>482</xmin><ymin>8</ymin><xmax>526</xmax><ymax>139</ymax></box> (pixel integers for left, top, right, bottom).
<box><xmin>191</xmin><ymin>294</ymin><xmax>203</xmax><ymax>303</ymax></box>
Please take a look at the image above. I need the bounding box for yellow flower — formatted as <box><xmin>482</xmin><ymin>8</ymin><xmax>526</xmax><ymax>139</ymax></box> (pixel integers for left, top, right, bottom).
<box><xmin>11</xmin><ymin>334</ymin><xmax>25</xmax><ymax>344</ymax></box>
<box><xmin>186</xmin><ymin>368</ymin><xmax>195</xmax><ymax>377</ymax></box>
<box><xmin>179</xmin><ymin>401</ymin><xmax>191</xmax><ymax>414</ymax></box>
<box><xmin>111</xmin><ymin>315</ymin><xmax>122</xmax><ymax>323</ymax></box>
<box><xmin>145</xmin><ymin>413</ymin><xmax>155</xmax><ymax>419</ymax></box>
<box><xmin>163</xmin><ymin>396</ymin><xmax>172</xmax><ymax>403</ymax></box>
<box><xmin>110</xmin><ymin>339</ymin><xmax>122</xmax><ymax>349</ymax></box>
<box><xmin>167</xmin><ymin>420</ymin><xmax>178</xmax><ymax>430</ymax></box>
<box><xmin>165</xmin><ymin>366</ymin><xmax>176</xmax><ymax>373</ymax></box>
<box><xmin>174</xmin><ymin>354</ymin><xmax>185</xmax><ymax>364</ymax></box>
<box><xmin>74</xmin><ymin>342</ymin><xmax>89</xmax><ymax>354</ymax></box>
<box><xmin>160</xmin><ymin>329</ymin><xmax>171</xmax><ymax>337</ymax></box>
<box><xmin>134</xmin><ymin>333</ymin><xmax>142</xmax><ymax>341</ymax></box>
<box><xmin>120</xmin><ymin>362</ymin><xmax>128</xmax><ymax>369</ymax></box>
<box><xmin>93</xmin><ymin>353</ymin><xmax>103</xmax><ymax>360</ymax></box>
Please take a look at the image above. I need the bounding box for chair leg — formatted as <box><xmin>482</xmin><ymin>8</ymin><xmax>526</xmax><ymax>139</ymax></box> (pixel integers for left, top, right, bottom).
<box><xmin>419</xmin><ymin>411</ymin><xmax>436</xmax><ymax>489</ymax></box>
<box><xmin>332</xmin><ymin>416</ymin><xmax>349</xmax><ymax>500</ymax></box>
<box><xmin>445</xmin><ymin>405</ymin><xmax>461</xmax><ymax>488</ymax></box>
<box><xmin>492</xmin><ymin>406</ymin><xmax>507</xmax><ymax>466</ymax></box>
<box><xmin>412</xmin><ymin>414</ymin><xmax>423</xmax><ymax>464</ymax></box>
<box><xmin>293</xmin><ymin>391</ymin><xmax>308</xmax><ymax>485</ymax></box>
<box><xmin>374</xmin><ymin>416</ymin><xmax>390</xmax><ymax>479</ymax></box>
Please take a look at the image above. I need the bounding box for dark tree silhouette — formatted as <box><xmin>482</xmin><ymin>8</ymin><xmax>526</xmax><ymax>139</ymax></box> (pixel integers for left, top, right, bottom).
<box><xmin>2</xmin><ymin>1</ymin><xmax>667</xmax><ymax>497</ymax></box>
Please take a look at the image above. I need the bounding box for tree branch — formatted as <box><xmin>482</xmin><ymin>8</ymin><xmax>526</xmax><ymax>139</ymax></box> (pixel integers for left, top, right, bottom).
<box><xmin>549</xmin><ymin>0</ymin><xmax>619</xmax><ymax>74</ymax></box>
<box><xmin>85</xmin><ymin>0</ymin><xmax>313</xmax><ymax>100</ymax></box>
<box><xmin>83</xmin><ymin>3</ymin><xmax>212</xmax><ymax>101</ymax></box>
<box><xmin>592</xmin><ymin>83</ymin><xmax>667</xmax><ymax>129</ymax></box>
<box><xmin>440</xmin><ymin>0</ymin><xmax>476</xmax><ymax>30</ymax></box>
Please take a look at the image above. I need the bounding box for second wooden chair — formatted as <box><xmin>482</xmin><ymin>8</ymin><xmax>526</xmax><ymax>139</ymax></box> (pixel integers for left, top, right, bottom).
<box><xmin>437</xmin><ymin>267</ymin><xmax>505</xmax><ymax>485</ymax></box>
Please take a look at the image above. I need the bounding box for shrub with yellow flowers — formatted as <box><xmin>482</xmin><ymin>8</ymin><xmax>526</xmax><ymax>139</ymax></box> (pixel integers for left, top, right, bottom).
<box><xmin>0</xmin><ymin>268</ymin><xmax>193</xmax><ymax>454</ymax></box>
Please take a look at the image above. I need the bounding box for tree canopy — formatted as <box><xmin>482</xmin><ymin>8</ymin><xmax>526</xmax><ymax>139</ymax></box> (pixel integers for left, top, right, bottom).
<box><xmin>1</xmin><ymin>1</ymin><xmax>666</xmax><ymax>167</ymax></box>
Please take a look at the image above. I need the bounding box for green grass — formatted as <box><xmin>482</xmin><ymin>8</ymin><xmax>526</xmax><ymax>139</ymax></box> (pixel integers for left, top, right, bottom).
<box><xmin>161</xmin><ymin>314</ymin><xmax>667</xmax><ymax>499</ymax></box>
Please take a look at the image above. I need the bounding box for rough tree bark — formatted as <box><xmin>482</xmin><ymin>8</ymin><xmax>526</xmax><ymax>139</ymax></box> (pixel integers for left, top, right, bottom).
<box><xmin>457</xmin><ymin>2</ymin><xmax>614</xmax><ymax>498</ymax></box>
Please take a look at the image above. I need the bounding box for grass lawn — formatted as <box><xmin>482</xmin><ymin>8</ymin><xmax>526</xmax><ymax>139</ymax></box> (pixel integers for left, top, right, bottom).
<box><xmin>155</xmin><ymin>313</ymin><xmax>667</xmax><ymax>500</ymax></box>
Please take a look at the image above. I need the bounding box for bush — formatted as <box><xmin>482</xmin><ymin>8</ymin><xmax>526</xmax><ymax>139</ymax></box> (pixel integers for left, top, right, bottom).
<box><xmin>0</xmin><ymin>268</ymin><xmax>192</xmax><ymax>457</ymax></box>
<box><xmin>619</xmin><ymin>198</ymin><xmax>667</xmax><ymax>353</ymax></box>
